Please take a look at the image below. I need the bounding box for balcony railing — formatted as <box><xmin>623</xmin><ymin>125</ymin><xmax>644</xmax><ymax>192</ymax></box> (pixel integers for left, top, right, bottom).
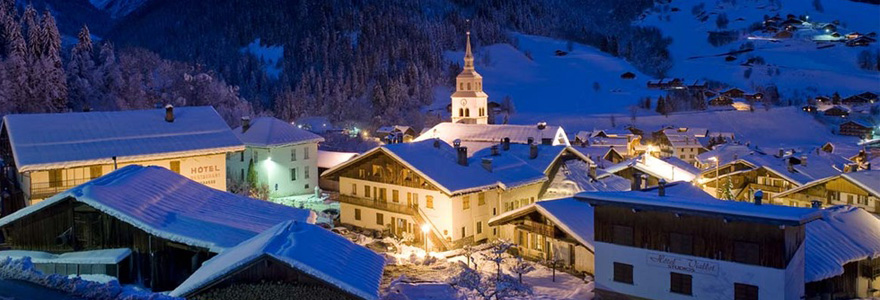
<box><xmin>519</xmin><ymin>219</ymin><xmax>555</xmax><ymax>237</ymax></box>
<box><xmin>30</xmin><ymin>178</ymin><xmax>92</xmax><ymax>199</ymax></box>
<box><xmin>337</xmin><ymin>194</ymin><xmax>416</xmax><ymax>215</ymax></box>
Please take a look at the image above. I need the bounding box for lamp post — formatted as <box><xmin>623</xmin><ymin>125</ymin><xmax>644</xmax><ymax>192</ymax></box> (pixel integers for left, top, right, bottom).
<box><xmin>708</xmin><ymin>156</ymin><xmax>719</xmax><ymax>198</ymax></box>
<box><xmin>421</xmin><ymin>224</ymin><xmax>430</xmax><ymax>253</ymax></box>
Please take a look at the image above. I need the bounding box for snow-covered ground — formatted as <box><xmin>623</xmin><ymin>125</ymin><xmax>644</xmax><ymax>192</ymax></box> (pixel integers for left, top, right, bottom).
<box><xmin>432</xmin><ymin>33</ymin><xmax>663</xmax><ymax>120</ymax></box>
<box><xmin>271</xmin><ymin>193</ymin><xmax>338</xmax><ymax>225</ymax></box>
<box><xmin>241</xmin><ymin>38</ymin><xmax>284</xmax><ymax>78</ymax></box>
<box><xmin>640</xmin><ymin>0</ymin><xmax>880</xmax><ymax>97</ymax></box>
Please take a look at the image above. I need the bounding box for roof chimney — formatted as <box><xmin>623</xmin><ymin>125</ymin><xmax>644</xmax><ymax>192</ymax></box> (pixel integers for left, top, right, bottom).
<box><xmin>810</xmin><ymin>200</ymin><xmax>822</xmax><ymax>208</ymax></box>
<box><xmin>589</xmin><ymin>164</ymin><xmax>597</xmax><ymax>179</ymax></box>
<box><xmin>457</xmin><ymin>146</ymin><xmax>468</xmax><ymax>166</ymax></box>
<box><xmin>658</xmin><ymin>179</ymin><xmax>667</xmax><ymax>197</ymax></box>
<box><xmin>165</xmin><ymin>104</ymin><xmax>174</xmax><ymax>122</ymax></box>
<box><xmin>241</xmin><ymin>116</ymin><xmax>251</xmax><ymax>132</ymax></box>
<box><xmin>800</xmin><ymin>155</ymin><xmax>807</xmax><ymax>167</ymax></box>
<box><xmin>631</xmin><ymin>173</ymin><xmax>643</xmax><ymax>191</ymax></box>
<box><xmin>481</xmin><ymin>158</ymin><xmax>493</xmax><ymax>172</ymax></box>
<box><xmin>433</xmin><ymin>139</ymin><xmax>440</xmax><ymax>148</ymax></box>
<box><xmin>777</xmin><ymin>148</ymin><xmax>784</xmax><ymax>157</ymax></box>
<box><xmin>787</xmin><ymin>158</ymin><xmax>794</xmax><ymax>173</ymax></box>
<box><xmin>502</xmin><ymin>137</ymin><xmax>510</xmax><ymax>151</ymax></box>
<box><xmin>754</xmin><ymin>190</ymin><xmax>763</xmax><ymax>205</ymax></box>
<box><xmin>491</xmin><ymin>145</ymin><xmax>499</xmax><ymax>156</ymax></box>
<box><xmin>529</xmin><ymin>144</ymin><xmax>538</xmax><ymax>159</ymax></box>
<box><xmin>453</xmin><ymin>139</ymin><xmax>461</xmax><ymax>148</ymax></box>
<box><xmin>537</xmin><ymin>122</ymin><xmax>547</xmax><ymax>130</ymax></box>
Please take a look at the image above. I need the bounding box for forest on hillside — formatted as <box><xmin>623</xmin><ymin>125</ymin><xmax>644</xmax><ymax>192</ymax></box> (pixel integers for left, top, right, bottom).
<box><xmin>1</xmin><ymin>0</ymin><xmax>673</xmax><ymax>130</ymax></box>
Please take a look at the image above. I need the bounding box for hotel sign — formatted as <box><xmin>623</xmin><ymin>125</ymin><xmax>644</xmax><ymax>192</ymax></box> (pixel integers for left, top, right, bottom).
<box><xmin>647</xmin><ymin>253</ymin><xmax>719</xmax><ymax>276</ymax></box>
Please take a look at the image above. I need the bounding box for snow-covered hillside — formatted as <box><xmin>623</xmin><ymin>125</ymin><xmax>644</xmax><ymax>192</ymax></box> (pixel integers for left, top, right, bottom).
<box><xmin>640</xmin><ymin>0</ymin><xmax>880</xmax><ymax>97</ymax></box>
<box><xmin>433</xmin><ymin>33</ymin><xmax>663</xmax><ymax>120</ymax></box>
<box><xmin>89</xmin><ymin>0</ymin><xmax>148</xmax><ymax>18</ymax></box>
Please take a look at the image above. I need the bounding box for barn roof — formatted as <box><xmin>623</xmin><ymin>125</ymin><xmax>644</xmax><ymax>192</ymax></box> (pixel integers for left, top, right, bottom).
<box><xmin>805</xmin><ymin>206</ymin><xmax>880</xmax><ymax>282</ymax></box>
<box><xmin>233</xmin><ymin>117</ymin><xmax>324</xmax><ymax>147</ymax></box>
<box><xmin>2</xmin><ymin>106</ymin><xmax>244</xmax><ymax>172</ymax></box>
<box><xmin>489</xmin><ymin>197</ymin><xmax>595</xmax><ymax>251</ymax></box>
<box><xmin>0</xmin><ymin>165</ymin><xmax>315</xmax><ymax>252</ymax></box>
<box><xmin>577</xmin><ymin>183</ymin><xmax>822</xmax><ymax>225</ymax></box>
<box><xmin>171</xmin><ymin>221</ymin><xmax>385</xmax><ymax>300</ymax></box>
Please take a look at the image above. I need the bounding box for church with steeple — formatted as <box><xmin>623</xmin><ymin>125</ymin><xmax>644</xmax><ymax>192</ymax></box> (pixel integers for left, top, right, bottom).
<box><xmin>450</xmin><ymin>32</ymin><xmax>489</xmax><ymax>124</ymax></box>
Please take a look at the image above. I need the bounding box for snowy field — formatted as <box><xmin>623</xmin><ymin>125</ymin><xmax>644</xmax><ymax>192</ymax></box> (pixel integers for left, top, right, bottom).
<box><xmin>432</xmin><ymin>33</ymin><xmax>663</xmax><ymax>119</ymax></box>
<box><xmin>640</xmin><ymin>0</ymin><xmax>880</xmax><ymax>97</ymax></box>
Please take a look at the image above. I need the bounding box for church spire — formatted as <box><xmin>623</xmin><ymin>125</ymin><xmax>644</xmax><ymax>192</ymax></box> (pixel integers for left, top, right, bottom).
<box><xmin>464</xmin><ymin>31</ymin><xmax>474</xmax><ymax>70</ymax></box>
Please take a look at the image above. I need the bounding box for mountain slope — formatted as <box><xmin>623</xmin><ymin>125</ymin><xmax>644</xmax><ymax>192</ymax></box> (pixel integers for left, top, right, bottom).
<box><xmin>89</xmin><ymin>0</ymin><xmax>149</xmax><ymax>18</ymax></box>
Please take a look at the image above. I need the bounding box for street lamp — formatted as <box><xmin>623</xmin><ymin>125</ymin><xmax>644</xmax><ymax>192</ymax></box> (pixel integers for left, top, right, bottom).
<box><xmin>708</xmin><ymin>156</ymin><xmax>719</xmax><ymax>198</ymax></box>
<box><xmin>421</xmin><ymin>224</ymin><xmax>430</xmax><ymax>253</ymax></box>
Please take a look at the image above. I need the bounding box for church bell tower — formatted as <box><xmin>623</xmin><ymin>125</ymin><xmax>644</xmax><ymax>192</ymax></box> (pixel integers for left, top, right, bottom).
<box><xmin>451</xmin><ymin>32</ymin><xmax>489</xmax><ymax>124</ymax></box>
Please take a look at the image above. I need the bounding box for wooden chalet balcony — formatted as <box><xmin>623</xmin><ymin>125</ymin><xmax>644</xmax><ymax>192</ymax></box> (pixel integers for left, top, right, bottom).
<box><xmin>337</xmin><ymin>194</ymin><xmax>416</xmax><ymax>215</ymax></box>
<box><xmin>517</xmin><ymin>219</ymin><xmax>555</xmax><ymax>237</ymax></box>
<box><xmin>30</xmin><ymin>178</ymin><xmax>91</xmax><ymax>199</ymax></box>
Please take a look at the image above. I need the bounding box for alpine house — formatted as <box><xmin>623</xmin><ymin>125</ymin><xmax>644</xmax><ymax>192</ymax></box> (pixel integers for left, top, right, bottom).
<box><xmin>0</xmin><ymin>106</ymin><xmax>244</xmax><ymax>214</ymax></box>
<box><xmin>321</xmin><ymin>138</ymin><xmax>593</xmax><ymax>251</ymax></box>
<box><xmin>227</xmin><ymin>116</ymin><xmax>325</xmax><ymax>197</ymax></box>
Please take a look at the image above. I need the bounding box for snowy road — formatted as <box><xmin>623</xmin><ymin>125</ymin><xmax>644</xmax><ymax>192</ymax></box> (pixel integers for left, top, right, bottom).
<box><xmin>0</xmin><ymin>279</ymin><xmax>86</xmax><ymax>300</ymax></box>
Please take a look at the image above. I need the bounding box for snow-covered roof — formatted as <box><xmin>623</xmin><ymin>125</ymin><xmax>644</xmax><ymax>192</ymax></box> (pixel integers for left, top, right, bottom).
<box><xmin>489</xmin><ymin>197</ymin><xmax>594</xmax><ymax>251</ymax></box>
<box><xmin>805</xmin><ymin>206</ymin><xmax>880</xmax><ymax>282</ymax></box>
<box><xmin>572</xmin><ymin>146</ymin><xmax>619</xmax><ymax>163</ymax></box>
<box><xmin>544</xmin><ymin>159</ymin><xmax>630</xmax><ymax>199</ymax></box>
<box><xmin>2</xmin><ymin>106</ymin><xmax>244</xmax><ymax>172</ymax></box>
<box><xmin>0</xmin><ymin>249</ymin><xmax>131</xmax><ymax>264</ymax></box>
<box><xmin>774</xmin><ymin>170</ymin><xmax>880</xmax><ymax>199</ymax></box>
<box><xmin>323</xmin><ymin>140</ymin><xmax>585</xmax><ymax>196</ymax></box>
<box><xmin>587</xmin><ymin>137</ymin><xmax>629</xmax><ymax>148</ymax></box>
<box><xmin>414</xmin><ymin>122</ymin><xmax>570</xmax><ymax>147</ymax></box>
<box><xmin>0</xmin><ymin>165</ymin><xmax>315</xmax><ymax>252</ymax></box>
<box><xmin>316</xmin><ymin>150</ymin><xmax>359</xmax><ymax>170</ymax></box>
<box><xmin>376</xmin><ymin>125</ymin><xmax>414</xmax><ymax>135</ymax></box>
<box><xmin>659</xmin><ymin>157</ymin><xmax>701</xmax><ymax>176</ymax></box>
<box><xmin>696</xmin><ymin>143</ymin><xmax>762</xmax><ymax>166</ymax></box>
<box><xmin>740</xmin><ymin>152</ymin><xmax>854</xmax><ymax>186</ymax></box>
<box><xmin>233</xmin><ymin>117</ymin><xmax>324</xmax><ymax>147</ymax></box>
<box><xmin>576</xmin><ymin>183</ymin><xmax>822</xmax><ymax>225</ymax></box>
<box><xmin>171</xmin><ymin>221</ymin><xmax>385</xmax><ymax>300</ymax></box>
<box><xmin>604</xmin><ymin>155</ymin><xmax>698</xmax><ymax>183</ymax></box>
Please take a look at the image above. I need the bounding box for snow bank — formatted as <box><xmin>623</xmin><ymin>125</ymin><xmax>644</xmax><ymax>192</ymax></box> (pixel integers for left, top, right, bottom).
<box><xmin>0</xmin><ymin>248</ymin><xmax>130</xmax><ymax>264</ymax></box>
<box><xmin>0</xmin><ymin>256</ymin><xmax>180</xmax><ymax>300</ymax></box>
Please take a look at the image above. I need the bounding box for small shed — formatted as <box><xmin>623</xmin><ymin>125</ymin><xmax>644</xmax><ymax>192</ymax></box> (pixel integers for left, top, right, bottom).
<box><xmin>170</xmin><ymin>221</ymin><xmax>385</xmax><ymax>300</ymax></box>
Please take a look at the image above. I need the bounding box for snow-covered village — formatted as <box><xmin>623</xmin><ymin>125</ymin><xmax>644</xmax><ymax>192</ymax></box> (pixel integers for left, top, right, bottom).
<box><xmin>0</xmin><ymin>0</ymin><xmax>878</xmax><ymax>299</ymax></box>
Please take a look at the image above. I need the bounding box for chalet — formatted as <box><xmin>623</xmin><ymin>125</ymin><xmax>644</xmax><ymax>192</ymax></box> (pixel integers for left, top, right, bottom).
<box><xmin>646</xmin><ymin>78</ymin><xmax>685</xmax><ymax>90</ymax></box>
<box><xmin>823</xmin><ymin>105</ymin><xmax>849</xmax><ymax>117</ymax></box>
<box><xmin>814</xmin><ymin>95</ymin><xmax>831</xmax><ymax>104</ymax></box>
<box><xmin>655</xmin><ymin>128</ymin><xmax>708</xmax><ymax>163</ymax></box>
<box><xmin>543</xmin><ymin>160</ymin><xmax>631</xmax><ymax>199</ymax></box>
<box><xmin>376</xmin><ymin>125</ymin><xmax>417</xmax><ymax>143</ymax></box>
<box><xmin>603</xmin><ymin>155</ymin><xmax>699</xmax><ymax>189</ymax></box>
<box><xmin>573</xmin><ymin>130</ymin><xmax>641</xmax><ymax>158</ymax></box>
<box><xmin>839</xmin><ymin>120</ymin><xmax>875</xmax><ymax>138</ymax></box>
<box><xmin>415</xmin><ymin>122</ymin><xmax>570</xmax><ymax>153</ymax></box>
<box><xmin>698</xmin><ymin>150</ymin><xmax>857</xmax><ymax>203</ymax></box>
<box><xmin>846</xmin><ymin>32</ymin><xmax>864</xmax><ymax>40</ymax></box>
<box><xmin>822</xmin><ymin>23</ymin><xmax>836</xmax><ymax>32</ymax></box>
<box><xmin>170</xmin><ymin>221</ymin><xmax>385</xmax><ymax>300</ymax></box>
<box><xmin>574</xmin><ymin>146</ymin><xmax>625</xmax><ymax>165</ymax></box>
<box><xmin>842</xmin><ymin>94</ymin><xmax>873</xmax><ymax>105</ymax></box>
<box><xmin>0</xmin><ymin>106</ymin><xmax>244</xmax><ymax>215</ymax></box>
<box><xmin>320</xmin><ymin>138</ymin><xmax>593</xmax><ymax>251</ymax></box>
<box><xmin>579</xmin><ymin>184</ymin><xmax>880</xmax><ymax>300</ymax></box>
<box><xmin>721</xmin><ymin>88</ymin><xmax>746</xmax><ymax>99</ymax></box>
<box><xmin>227</xmin><ymin>117</ymin><xmax>325</xmax><ymax>198</ymax></box>
<box><xmin>846</xmin><ymin>36</ymin><xmax>875</xmax><ymax>47</ymax></box>
<box><xmin>773</xmin><ymin>170</ymin><xmax>879</xmax><ymax>213</ymax></box>
<box><xmin>856</xmin><ymin>91</ymin><xmax>878</xmax><ymax>102</ymax></box>
<box><xmin>780</xmin><ymin>18</ymin><xmax>804</xmax><ymax>27</ymax></box>
<box><xmin>0</xmin><ymin>165</ymin><xmax>314</xmax><ymax>291</ymax></box>
<box><xmin>774</xmin><ymin>30</ymin><xmax>794</xmax><ymax>39</ymax></box>
<box><xmin>708</xmin><ymin>95</ymin><xmax>734</xmax><ymax>106</ymax></box>
<box><xmin>802</xmin><ymin>105</ymin><xmax>817</xmax><ymax>113</ymax></box>
<box><xmin>743</xmin><ymin>93</ymin><xmax>763</xmax><ymax>101</ymax></box>
<box><xmin>488</xmin><ymin>197</ymin><xmax>597</xmax><ymax>274</ymax></box>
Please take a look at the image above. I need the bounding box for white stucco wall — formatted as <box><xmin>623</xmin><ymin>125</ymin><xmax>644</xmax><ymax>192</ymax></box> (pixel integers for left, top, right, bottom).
<box><xmin>594</xmin><ymin>241</ymin><xmax>800</xmax><ymax>300</ymax></box>
<box><xmin>226</xmin><ymin>142</ymin><xmax>320</xmax><ymax>197</ymax></box>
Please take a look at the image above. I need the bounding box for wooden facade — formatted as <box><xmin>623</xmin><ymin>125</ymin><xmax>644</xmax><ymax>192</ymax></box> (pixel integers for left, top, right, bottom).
<box><xmin>776</xmin><ymin>176</ymin><xmax>879</xmax><ymax>213</ymax></box>
<box><xmin>324</xmin><ymin>151</ymin><xmax>441</xmax><ymax>194</ymax></box>
<box><xmin>501</xmin><ymin>210</ymin><xmax>595</xmax><ymax>274</ymax></box>
<box><xmin>839</xmin><ymin>121</ymin><xmax>874</xmax><ymax>138</ymax></box>
<box><xmin>593</xmin><ymin>205</ymin><xmax>804</xmax><ymax>269</ymax></box>
<box><xmin>0</xmin><ymin>197</ymin><xmax>213</xmax><ymax>291</ymax></box>
<box><xmin>185</xmin><ymin>255</ymin><xmax>361</xmax><ymax>300</ymax></box>
<box><xmin>701</xmin><ymin>163</ymin><xmax>797</xmax><ymax>202</ymax></box>
<box><xmin>806</xmin><ymin>259</ymin><xmax>880</xmax><ymax>299</ymax></box>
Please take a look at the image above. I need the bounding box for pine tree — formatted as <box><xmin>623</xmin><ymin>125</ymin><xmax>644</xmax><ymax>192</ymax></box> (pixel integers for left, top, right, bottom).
<box><xmin>721</xmin><ymin>176</ymin><xmax>735</xmax><ymax>200</ymax></box>
<box><xmin>67</xmin><ymin>25</ymin><xmax>98</xmax><ymax>110</ymax></box>
<box><xmin>39</xmin><ymin>11</ymin><xmax>67</xmax><ymax>112</ymax></box>
<box><xmin>97</xmin><ymin>42</ymin><xmax>122</xmax><ymax>109</ymax></box>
